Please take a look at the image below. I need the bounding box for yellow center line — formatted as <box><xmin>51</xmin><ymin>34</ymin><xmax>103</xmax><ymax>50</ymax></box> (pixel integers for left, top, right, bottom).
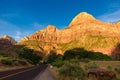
<box><xmin>0</xmin><ymin>67</ymin><xmax>37</xmax><ymax>80</ymax></box>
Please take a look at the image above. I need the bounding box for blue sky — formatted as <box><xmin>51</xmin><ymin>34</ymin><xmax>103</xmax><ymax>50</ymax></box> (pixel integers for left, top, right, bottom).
<box><xmin>0</xmin><ymin>0</ymin><xmax>120</xmax><ymax>41</ymax></box>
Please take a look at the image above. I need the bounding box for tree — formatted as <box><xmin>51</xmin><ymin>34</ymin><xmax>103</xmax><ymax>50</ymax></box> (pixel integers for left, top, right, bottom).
<box><xmin>18</xmin><ymin>48</ymin><xmax>42</xmax><ymax>65</ymax></box>
<box><xmin>63</xmin><ymin>48</ymin><xmax>112</xmax><ymax>61</ymax></box>
<box><xmin>47</xmin><ymin>50</ymin><xmax>63</xmax><ymax>63</ymax></box>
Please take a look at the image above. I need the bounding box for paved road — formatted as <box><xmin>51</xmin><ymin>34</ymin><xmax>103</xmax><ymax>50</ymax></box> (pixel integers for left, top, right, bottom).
<box><xmin>0</xmin><ymin>64</ymin><xmax>48</xmax><ymax>80</ymax></box>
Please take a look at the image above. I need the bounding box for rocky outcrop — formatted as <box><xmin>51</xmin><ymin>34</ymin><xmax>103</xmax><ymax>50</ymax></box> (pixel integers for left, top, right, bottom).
<box><xmin>20</xmin><ymin>12</ymin><xmax>120</xmax><ymax>43</ymax></box>
<box><xmin>19</xmin><ymin>12</ymin><xmax>120</xmax><ymax>55</ymax></box>
<box><xmin>69</xmin><ymin>12</ymin><xmax>96</xmax><ymax>27</ymax></box>
<box><xmin>20</xmin><ymin>25</ymin><xmax>74</xmax><ymax>43</ymax></box>
<box><xmin>0</xmin><ymin>35</ymin><xmax>16</xmax><ymax>53</ymax></box>
<box><xmin>0</xmin><ymin>35</ymin><xmax>16</xmax><ymax>45</ymax></box>
<box><xmin>19</xmin><ymin>36</ymin><xmax>29</xmax><ymax>42</ymax></box>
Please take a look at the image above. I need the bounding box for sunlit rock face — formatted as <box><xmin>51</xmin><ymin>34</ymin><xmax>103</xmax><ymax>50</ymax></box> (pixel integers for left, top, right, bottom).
<box><xmin>19</xmin><ymin>12</ymin><xmax>120</xmax><ymax>55</ymax></box>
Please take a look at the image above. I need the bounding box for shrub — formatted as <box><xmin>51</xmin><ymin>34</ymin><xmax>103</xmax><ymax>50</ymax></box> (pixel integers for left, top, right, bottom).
<box><xmin>1</xmin><ymin>59</ymin><xmax>13</xmax><ymax>65</ymax></box>
<box><xmin>92</xmin><ymin>52</ymin><xmax>112</xmax><ymax>60</ymax></box>
<box><xmin>107</xmin><ymin>65</ymin><xmax>112</xmax><ymax>70</ymax></box>
<box><xmin>18</xmin><ymin>60</ymin><xmax>27</xmax><ymax>65</ymax></box>
<box><xmin>18</xmin><ymin>48</ymin><xmax>42</xmax><ymax>65</ymax></box>
<box><xmin>59</xmin><ymin>62</ymin><xmax>85</xmax><ymax>80</ymax></box>
<box><xmin>80</xmin><ymin>58</ymin><xmax>90</xmax><ymax>63</ymax></box>
<box><xmin>52</xmin><ymin>61</ymin><xmax>64</xmax><ymax>68</ymax></box>
<box><xmin>115</xmin><ymin>67</ymin><xmax>120</xmax><ymax>73</ymax></box>
<box><xmin>47</xmin><ymin>52</ymin><xmax>63</xmax><ymax>64</ymax></box>
<box><xmin>84</xmin><ymin>62</ymin><xmax>99</xmax><ymax>70</ymax></box>
<box><xmin>0</xmin><ymin>53</ymin><xmax>12</xmax><ymax>57</ymax></box>
<box><xmin>63</xmin><ymin>48</ymin><xmax>112</xmax><ymax>61</ymax></box>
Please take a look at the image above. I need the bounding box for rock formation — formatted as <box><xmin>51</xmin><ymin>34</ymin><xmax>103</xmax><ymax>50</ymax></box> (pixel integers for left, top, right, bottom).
<box><xmin>19</xmin><ymin>12</ymin><xmax>120</xmax><ymax>55</ymax></box>
<box><xmin>0</xmin><ymin>35</ymin><xmax>16</xmax><ymax>53</ymax></box>
<box><xmin>20</xmin><ymin>12</ymin><xmax>120</xmax><ymax>43</ymax></box>
<box><xmin>0</xmin><ymin>35</ymin><xmax>16</xmax><ymax>45</ymax></box>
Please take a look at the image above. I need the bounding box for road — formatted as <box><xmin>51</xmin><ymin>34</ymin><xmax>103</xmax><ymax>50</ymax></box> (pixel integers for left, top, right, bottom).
<box><xmin>0</xmin><ymin>64</ymin><xmax>48</xmax><ymax>80</ymax></box>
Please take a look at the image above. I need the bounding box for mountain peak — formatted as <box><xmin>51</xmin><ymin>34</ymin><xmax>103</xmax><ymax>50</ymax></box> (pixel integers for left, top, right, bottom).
<box><xmin>0</xmin><ymin>35</ymin><xmax>16</xmax><ymax>44</ymax></box>
<box><xmin>116</xmin><ymin>20</ymin><xmax>120</xmax><ymax>25</ymax></box>
<box><xmin>69</xmin><ymin>12</ymin><xmax>96</xmax><ymax>27</ymax></box>
<box><xmin>45</xmin><ymin>25</ymin><xmax>58</xmax><ymax>32</ymax></box>
<box><xmin>75</xmin><ymin>12</ymin><xmax>95</xmax><ymax>19</ymax></box>
<box><xmin>2</xmin><ymin>35</ymin><xmax>10</xmax><ymax>38</ymax></box>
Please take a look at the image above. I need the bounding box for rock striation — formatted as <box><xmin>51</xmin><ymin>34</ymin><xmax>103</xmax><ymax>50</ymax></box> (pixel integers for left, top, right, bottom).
<box><xmin>19</xmin><ymin>12</ymin><xmax>120</xmax><ymax>55</ymax></box>
<box><xmin>20</xmin><ymin>12</ymin><xmax>120</xmax><ymax>43</ymax></box>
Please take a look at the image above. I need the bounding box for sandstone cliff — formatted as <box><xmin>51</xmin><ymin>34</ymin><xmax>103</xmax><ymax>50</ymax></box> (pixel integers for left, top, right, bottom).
<box><xmin>20</xmin><ymin>12</ymin><xmax>120</xmax><ymax>43</ymax></box>
<box><xmin>19</xmin><ymin>12</ymin><xmax>120</xmax><ymax>55</ymax></box>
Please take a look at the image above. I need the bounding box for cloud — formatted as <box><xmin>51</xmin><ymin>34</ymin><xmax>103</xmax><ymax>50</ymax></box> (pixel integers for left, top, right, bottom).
<box><xmin>14</xmin><ymin>31</ymin><xmax>22</xmax><ymax>41</ymax></box>
<box><xmin>0</xmin><ymin>20</ymin><xmax>22</xmax><ymax>41</ymax></box>
<box><xmin>0</xmin><ymin>20</ymin><xmax>36</xmax><ymax>41</ymax></box>
<box><xmin>109</xmin><ymin>2</ymin><xmax>120</xmax><ymax>10</ymax></box>
<box><xmin>33</xmin><ymin>23</ymin><xmax>46</xmax><ymax>29</ymax></box>
<box><xmin>97</xmin><ymin>10</ymin><xmax>120</xmax><ymax>23</ymax></box>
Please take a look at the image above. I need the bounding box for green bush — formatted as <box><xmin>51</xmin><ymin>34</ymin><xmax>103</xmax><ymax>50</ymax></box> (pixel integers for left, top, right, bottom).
<box><xmin>80</xmin><ymin>58</ymin><xmax>90</xmax><ymax>63</ymax></box>
<box><xmin>59</xmin><ymin>62</ymin><xmax>85</xmax><ymax>80</ymax></box>
<box><xmin>18</xmin><ymin>48</ymin><xmax>42</xmax><ymax>65</ymax></box>
<box><xmin>18</xmin><ymin>60</ymin><xmax>27</xmax><ymax>65</ymax></box>
<box><xmin>52</xmin><ymin>61</ymin><xmax>64</xmax><ymax>68</ymax></box>
<box><xmin>0</xmin><ymin>53</ymin><xmax>12</xmax><ymax>57</ymax></box>
<box><xmin>107</xmin><ymin>65</ymin><xmax>112</xmax><ymax>70</ymax></box>
<box><xmin>84</xmin><ymin>62</ymin><xmax>99</xmax><ymax>70</ymax></box>
<box><xmin>63</xmin><ymin>48</ymin><xmax>112</xmax><ymax>61</ymax></box>
<box><xmin>92</xmin><ymin>52</ymin><xmax>112</xmax><ymax>60</ymax></box>
<box><xmin>115</xmin><ymin>67</ymin><xmax>120</xmax><ymax>73</ymax></box>
<box><xmin>47</xmin><ymin>52</ymin><xmax>63</xmax><ymax>64</ymax></box>
<box><xmin>1</xmin><ymin>59</ymin><xmax>13</xmax><ymax>65</ymax></box>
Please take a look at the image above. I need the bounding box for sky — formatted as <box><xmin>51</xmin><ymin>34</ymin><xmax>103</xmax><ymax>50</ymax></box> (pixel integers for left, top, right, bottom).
<box><xmin>0</xmin><ymin>0</ymin><xmax>120</xmax><ymax>41</ymax></box>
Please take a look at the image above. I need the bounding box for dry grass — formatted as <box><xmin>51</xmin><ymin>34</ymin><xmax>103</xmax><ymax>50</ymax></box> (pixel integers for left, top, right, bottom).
<box><xmin>51</xmin><ymin>61</ymin><xmax>120</xmax><ymax>80</ymax></box>
<box><xmin>80</xmin><ymin>61</ymin><xmax>120</xmax><ymax>70</ymax></box>
<box><xmin>0</xmin><ymin>65</ymin><xmax>33</xmax><ymax>72</ymax></box>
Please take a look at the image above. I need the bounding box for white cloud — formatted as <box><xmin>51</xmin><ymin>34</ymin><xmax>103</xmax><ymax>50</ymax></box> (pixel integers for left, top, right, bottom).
<box><xmin>33</xmin><ymin>23</ymin><xmax>46</xmax><ymax>29</ymax></box>
<box><xmin>97</xmin><ymin>10</ymin><xmax>120</xmax><ymax>23</ymax></box>
<box><xmin>14</xmin><ymin>31</ymin><xmax>22</xmax><ymax>41</ymax></box>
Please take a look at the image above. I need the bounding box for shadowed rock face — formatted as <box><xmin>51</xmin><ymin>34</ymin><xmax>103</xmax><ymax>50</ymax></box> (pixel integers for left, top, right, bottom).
<box><xmin>0</xmin><ymin>35</ymin><xmax>17</xmax><ymax>53</ymax></box>
<box><xmin>0</xmin><ymin>35</ymin><xmax>16</xmax><ymax>45</ymax></box>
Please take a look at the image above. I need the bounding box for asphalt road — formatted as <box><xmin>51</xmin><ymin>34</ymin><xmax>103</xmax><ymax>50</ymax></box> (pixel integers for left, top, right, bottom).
<box><xmin>0</xmin><ymin>64</ymin><xmax>48</xmax><ymax>80</ymax></box>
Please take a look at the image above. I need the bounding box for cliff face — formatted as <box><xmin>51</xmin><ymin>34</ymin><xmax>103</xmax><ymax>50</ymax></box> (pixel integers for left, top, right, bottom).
<box><xmin>0</xmin><ymin>35</ymin><xmax>16</xmax><ymax>53</ymax></box>
<box><xmin>20</xmin><ymin>12</ymin><xmax>120</xmax><ymax>43</ymax></box>
<box><xmin>19</xmin><ymin>12</ymin><xmax>120</xmax><ymax>55</ymax></box>
<box><xmin>0</xmin><ymin>35</ymin><xmax>16</xmax><ymax>45</ymax></box>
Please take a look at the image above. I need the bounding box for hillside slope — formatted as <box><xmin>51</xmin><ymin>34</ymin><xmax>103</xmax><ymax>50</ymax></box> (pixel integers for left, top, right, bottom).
<box><xmin>19</xmin><ymin>12</ymin><xmax>120</xmax><ymax>55</ymax></box>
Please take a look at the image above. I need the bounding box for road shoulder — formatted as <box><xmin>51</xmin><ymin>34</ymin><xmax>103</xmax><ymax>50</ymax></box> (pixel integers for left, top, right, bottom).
<box><xmin>34</xmin><ymin>66</ymin><xmax>55</xmax><ymax>80</ymax></box>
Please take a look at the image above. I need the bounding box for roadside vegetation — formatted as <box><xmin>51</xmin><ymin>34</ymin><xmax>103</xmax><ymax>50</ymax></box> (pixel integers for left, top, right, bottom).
<box><xmin>0</xmin><ymin>47</ymin><xmax>43</xmax><ymax>71</ymax></box>
<box><xmin>46</xmin><ymin>48</ymin><xmax>120</xmax><ymax>80</ymax></box>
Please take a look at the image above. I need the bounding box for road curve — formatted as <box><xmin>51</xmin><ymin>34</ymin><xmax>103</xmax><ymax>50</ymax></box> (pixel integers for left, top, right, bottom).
<box><xmin>0</xmin><ymin>64</ymin><xmax>48</xmax><ymax>80</ymax></box>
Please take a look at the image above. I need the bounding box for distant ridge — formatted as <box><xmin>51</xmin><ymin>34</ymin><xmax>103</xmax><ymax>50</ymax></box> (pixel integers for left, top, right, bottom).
<box><xmin>0</xmin><ymin>35</ymin><xmax>16</xmax><ymax>44</ymax></box>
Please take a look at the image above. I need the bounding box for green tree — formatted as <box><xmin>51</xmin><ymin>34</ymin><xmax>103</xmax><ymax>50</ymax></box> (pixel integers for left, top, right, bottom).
<box><xmin>47</xmin><ymin>50</ymin><xmax>63</xmax><ymax>63</ymax></box>
<box><xmin>18</xmin><ymin>48</ymin><xmax>42</xmax><ymax>65</ymax></box>
<box><xmin>63</xmin><ymin>48</ymin><xmax>112</xmax><ymax>61</ymax></box>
